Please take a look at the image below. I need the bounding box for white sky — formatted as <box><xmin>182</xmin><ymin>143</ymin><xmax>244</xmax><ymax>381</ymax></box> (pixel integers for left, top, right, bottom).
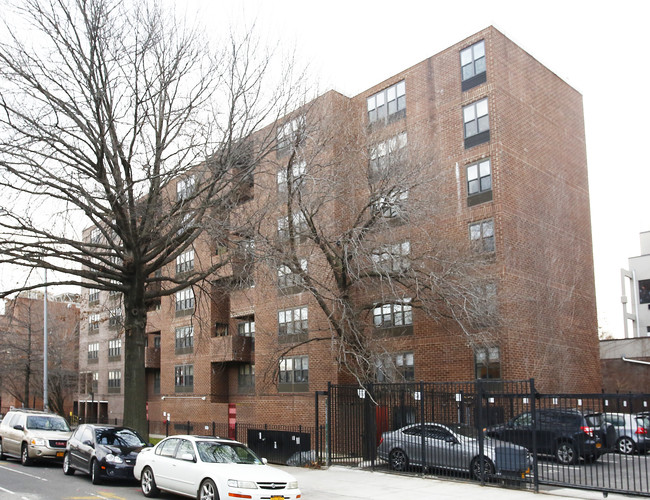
<box><xmin>3</xmin><ymin>0</ymin><xmax>649</xmax><ymax>338</ymax></box>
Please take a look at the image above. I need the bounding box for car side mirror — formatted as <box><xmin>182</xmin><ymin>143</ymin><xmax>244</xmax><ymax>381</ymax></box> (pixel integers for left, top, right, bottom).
<box><xmin>445</xmin><ymin>436</ymin><xmax>457</xmax><ymax>445</ymax></box>
<box><xmin>180</xmin><ymin>453</ymin><xmax>196</xmax><ymax>462</ymax></box>
<box><xmin>13</xmin><ymin>424</ymin><xmax>24</xmax><ymax>431</ymax></box>
<box><xmin>262</xmin><ymin>458</ymin><xmax>268</xmax><ymax>465</ymax></box>
<box><xmin>83</xmin><ymin>440</ymin><xmax>94</xmax><ymax>447</ymax></box>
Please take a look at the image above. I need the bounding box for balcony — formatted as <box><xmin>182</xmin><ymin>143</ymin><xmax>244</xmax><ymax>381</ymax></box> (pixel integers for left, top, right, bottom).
<box><xmin>145</xmin><ymin>346</ymin><xmax>160</xmax><ymax>369</ymax></box>
<box><xmin>210</xmin><ymin>335</ymin><xmax>253</xmax><ymax>363</ymax></box>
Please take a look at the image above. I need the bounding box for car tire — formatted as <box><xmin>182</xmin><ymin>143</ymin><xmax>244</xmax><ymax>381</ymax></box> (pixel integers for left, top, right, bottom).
<box><xmin>616</xmin><ymin>436</ymin><xmax>636</xmax><ymax>455</ymax></box>
<box><xmin>388</xmin><ymin>448</ymin><xmax>409</xmax><ymax>472</ymax></box>
<box><xmin>470</xmin><ymin>456</ymin><xmax>495</xmax><ymax>480</ymax></box>
<box><xmin>62</xmin><ymin>452</ymin><xmax>75</xmax><ymax>475</ymax></box>
<box><xmin>555</xmin><ymin>441</ymin><xmax>578</xmax><ymax>465</ymax></box>
<box><xmin>91</xmin><ymin>459</ymin><xmax>102</xmax><ymax>485</ymax></box>
<box><xmin>21</xmin><ymin>443</ymin><xmax>32</xmax><ymax>466</ymax></box>
<box><xmin>0</xmin><ymin>439</ymin><xmax>5</xmax><ymax>460</ymax></box>
<box><xmin>198</xmin><ymin>478</ymin><xmax>219</xmax><ymax>500</ymax></box>
<box><xmin>141</xmin><ymin>466</ymin><xmax>160</xmax><ymax>498</ymax></box>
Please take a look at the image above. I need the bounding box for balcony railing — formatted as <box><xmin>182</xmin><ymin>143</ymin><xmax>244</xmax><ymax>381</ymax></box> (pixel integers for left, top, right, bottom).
<box><xmin>210</xmin><ymin>335</ymin><xmax>253</xmax><ymax>363</ymax></box>
<box><xmin>145</xmin><ymin>346</ymin><xmax>161</xmax><ymax>368</ymax></box>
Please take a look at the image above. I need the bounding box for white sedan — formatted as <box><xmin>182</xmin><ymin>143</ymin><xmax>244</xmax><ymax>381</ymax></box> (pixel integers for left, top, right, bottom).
<box><xmin>133</xmin><ymin>434</ymin><xmax>302</xmax><ymax>500</ymax></box>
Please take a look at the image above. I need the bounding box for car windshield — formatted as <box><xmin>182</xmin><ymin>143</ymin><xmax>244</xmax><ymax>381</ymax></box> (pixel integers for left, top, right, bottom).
<box><xmin>95</xmin><ymin>428</ymin><xmax>146</xmax><ymax>447</ymax></box>
<box><xmin>26</xmin><ymin>415</ymin><xmax>70</xmax><ymax>431</ymax></box>
<box><xmin>196</xmin><ymin>441</ymin><xmax>263</xmax><ymax>464</ymax></box>
<box><xmin>445</xmin><ymin>423</ymin><xmax>481</xmax><ymax>440</ymax></box>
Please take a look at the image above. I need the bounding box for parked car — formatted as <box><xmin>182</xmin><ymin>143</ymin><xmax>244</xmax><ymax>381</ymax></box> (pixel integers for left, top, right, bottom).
<box><xmin>602</xmin><ymin>413</ymin><xmax>650</xmax><ymax>455</ymax></box>
<box><xmin>133</xmin><ymin>434</ymin><xmax>301</xmax><ymax>499</ymax></box>
<box><xmin>63</xmin><ymin>424</ymin><xmax>149</xmax><ymax>484</ymax></box>
<box><xmin>376</xmin><ymin>422</ymin><xmax>530</xmax><ymax>480</ymax></box>
<box><xmin>486</xmin><ymin>409</ymin><xmax>616</xmax><ymax>465</ymax></box>
<box><xmin>0</xmin><ymin>408</ymin><xmax>71</xmax><ymax>465</ymax></box>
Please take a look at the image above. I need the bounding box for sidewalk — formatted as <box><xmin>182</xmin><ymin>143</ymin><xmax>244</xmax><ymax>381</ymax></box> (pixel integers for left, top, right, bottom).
<box><xmin>276</xmin><ymin>465</ymin><xmax>633</xmax><ymax>500</ymax></box>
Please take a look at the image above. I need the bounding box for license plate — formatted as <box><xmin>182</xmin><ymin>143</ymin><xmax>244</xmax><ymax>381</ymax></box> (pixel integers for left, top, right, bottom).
<box><xmin>56</xmin><ymin>452</ymin><xmax>64</xmax><ymax>457</ymax></box>
<box><xmin>270</xmin><ymin>496</ymin><xmax>284</xmax><ymax>500</ymax></box>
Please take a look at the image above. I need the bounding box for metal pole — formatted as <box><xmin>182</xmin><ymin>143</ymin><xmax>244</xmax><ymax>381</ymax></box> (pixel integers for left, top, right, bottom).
<box><xmin>43</xmin><ymin>269</ymin><xmax>48</xmax><ymax>412</ymax></box>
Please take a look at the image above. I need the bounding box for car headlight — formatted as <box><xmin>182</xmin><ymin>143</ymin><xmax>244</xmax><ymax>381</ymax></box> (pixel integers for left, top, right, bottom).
<box><xmin>30</xmin><ymin>438</ymin><xmax>46</xmax><ymax>446</ymax></box>
<box><xmin>105</xmin><ymin>454</ymin><xmax>124</xmax><ymax>464</ymax></box>
<box><xmin>227</xmin><ymin>479</ymin><xmax>258</xmax><ymax>489</ymax></box>
<box><xmin>287</xmin><ymin>481</ymin><xmax>299</xmax><ymax>489</ymax></box>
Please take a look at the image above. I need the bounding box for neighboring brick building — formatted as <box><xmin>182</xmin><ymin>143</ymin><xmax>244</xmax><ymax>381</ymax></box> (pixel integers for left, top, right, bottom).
<box><xmin>75</xmin><ymin>26</ymin><xmax>601</xmax><ymax>429</ymax></box>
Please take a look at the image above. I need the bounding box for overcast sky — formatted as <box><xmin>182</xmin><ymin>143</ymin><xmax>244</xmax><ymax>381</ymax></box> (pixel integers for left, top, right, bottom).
<box><xmin>3</xmin><ymin>0</ymin><xmax>649</xmax><ymax>338</ymax></box>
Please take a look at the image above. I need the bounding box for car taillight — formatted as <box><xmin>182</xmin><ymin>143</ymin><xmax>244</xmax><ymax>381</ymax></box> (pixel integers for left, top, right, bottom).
<box><xmin>581</xmin><ymin>426</ymin><xmax>594</xmax><ymax>437</ymax></box>
<box><xmin>635</xmin><ymin>427</ymin><xmax>648</xmax><ymax>435</ymax></box>
<box><xmin>379</xmin><ymin>437</ymin><xmax>384</xmax><ymax>445</ymax></box>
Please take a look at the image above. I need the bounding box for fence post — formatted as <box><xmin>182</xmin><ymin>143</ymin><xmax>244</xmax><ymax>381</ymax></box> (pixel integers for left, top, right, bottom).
<box><xmin>165</xmin><ymin>419</ymin><xmax>169</xmax><ymax>437</ymax></box>
<box><xmin>187</xmin><ymin>420</ymin><xmax>190</xmax><ymax>434</ymax></box>
<box><xmin>327</xmin><ymin>381</ymin><xmax>332</xmax><ymax>467</ymax></box>
<box><xmin>530</xmin><ymin>378</ymin><xmax>538</xmax><ymax>493</ymax></box>
<box><xmin>420</xmin><ymin>380</ymin><xmax>426</xmax><ymax>476</ymax></box>
<box><xmin>476</xmin><ymin>379</ymin><xmax>486</xmax><ymax>485</ymax></box>
<box><xmin>212</xmin><ymin>421</ymin><xmax>215</xmax><ymax>437</ymax></box>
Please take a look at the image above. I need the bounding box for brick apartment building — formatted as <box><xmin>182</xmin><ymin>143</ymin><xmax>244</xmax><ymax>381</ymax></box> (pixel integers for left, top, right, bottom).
<box><xmin>75</xmin><ymin>26</ymin><xmax>601</xmax><ymax>429</ymax></box>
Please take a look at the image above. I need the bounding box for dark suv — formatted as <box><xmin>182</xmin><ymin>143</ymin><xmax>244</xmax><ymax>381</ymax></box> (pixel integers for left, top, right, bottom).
<box><xmin>486</xmin><ymin>409</ymin><xmax>615</xmax><ymax>465</ymax></box>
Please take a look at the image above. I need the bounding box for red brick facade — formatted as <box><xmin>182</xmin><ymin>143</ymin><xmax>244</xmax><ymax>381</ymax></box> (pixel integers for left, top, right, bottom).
<box><xmin>75</xmin><ymin>26</ymin><xmax>601</xmax><ymax>430</ymax></box>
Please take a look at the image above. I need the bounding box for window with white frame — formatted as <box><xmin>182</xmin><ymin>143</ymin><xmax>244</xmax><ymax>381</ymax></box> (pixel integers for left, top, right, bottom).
<box><xmin>278</xmin><ymin>306</ymin><xmax>308</xmax><ymax>337</ymax></box>
<box><xmin>277</xmin><ymin>212</ymin><xmax>308</xmax><ymax>242</ymax></box>
<box><xmin>238</xmin><ymin>364</ymin><xmax>255</xmax><ymax>392</ymax></box>
<box><xmin>277</xmin><ymin>115</ymin><xmax>306</xmax><ymax>155</ymax></box>
<box><xmin>369</xmin><ymin>132</ymin><xmax>407</xmax><ymax>178</ymax></box>
<box><xmin>109</xmin><ymin>307</ymin><xmax>122</xmax><ymax>327</ymax></box>
<box><xmin>467</xmin><ymin>158</ymin><xmax>492</xmax><ymax>198</ymax></box>
<box><xmin>373</xmin><ymin>190</ymin><xmax>408</xmax><ymax>219</ymax></box>
<box><xmin>373</xmin><ymin>300</ymin><xmax>413</xmax><ymax>329</ymax></box>
<box><xmin>460</xmin><ymin>40</ymin><xmax>486</xmax><ymax>90</ymax></box>
<box><xmin>469</xmin><ymin>219</ymin><xmax>495</xmax><ymax>253</ymax></box>
<box><xmin>175</xmin><ymin>288</ymin><xmax>195</xmax><ymax>312</ymax></box>
<box><xmin>108</xmin><ymin>370</ymin><xmax>121</xmax><ymax>390</ymax></box>
<box><xmin>475</xmin><ymin>346</ymin><xmax>501</xmax><ymax>379</ymax></box>
<box><xmin>376</xmin><ymin>352</ymin><xmax>415</xmax><ymax>382</ymax></box>
<box><xmin>367</xmin><ymin>81</ymin><xmax>406</xmax><ymax>124</ymax></box>
<box><xmin>237</xmin><ymin>318</ymin><xmax>255</xmax><ymax>337</ymax></box>
<box><xmin>176</xmin><ymin>249</ymin><xmax>195</xmax><ymax>274</ymax></box>
<box><xmin>108</xmin><ymin>339</ymin><xmax>122</xmax><ymax>358</ymax></box>
<box><xmin>463</xmin><ymin>98</ymin><xmax>490</xmax><ymax>148</ymax></box>
<box><xmin>92</xmin><ymin>371</ymin><xmax>99</xmax><ymax>391</ymax></box>
<box><xmin>88</xmin><ymin>289</ymin><xmax>99</xmax><ymax>303</ymax></box>
<box><xmin>88</xmin><ymin>342</ymin><xmax>99</xmax><ymax>360</ymax></box>
<box><xmin>277</xmin><ymin>159</ymin><xmax>306</xmax><ymax>194</ymax></box>
<box><xmin>177</xmin><ymin>176</ymin><xmax>195</xmax><ymax>201</ymax></box>
<box><xmin>278</xmin><ymin>355</ymin><xmax>309</xmax><ymax>392</ymax></box>
<box><xmin>175</xmin><ymin>325</ymin><xmax>194</xmax><ymax>350</ymax></box>
<box><xmin>88</xmin><ymin>313</ymin><xmax>100</xmax><ymax>331</ymax></box>
<box><xmin>90</xmin><ymin>228</ymin><xmax>102</xmax><ymax>244</ymax></box>
<box><xmin>371</xmin><ymin>241</ymin><xmax>411</xmax><ymax>272</ymax></box>
<box><xmin>278</xmin><ymin>259</ymin><xmax>307</xmax><ymax>290</ymax></box>
<box><xmin>174</xmin><ymin>364</ymin><xmax>194</xmax><ymax>390</ymax></box>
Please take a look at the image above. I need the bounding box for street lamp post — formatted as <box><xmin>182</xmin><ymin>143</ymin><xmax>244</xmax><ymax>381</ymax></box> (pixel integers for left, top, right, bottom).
<box><xmin>43</xmin><ymin>269</ymin><xmax>48</xmax><ymax>412</ymax></box>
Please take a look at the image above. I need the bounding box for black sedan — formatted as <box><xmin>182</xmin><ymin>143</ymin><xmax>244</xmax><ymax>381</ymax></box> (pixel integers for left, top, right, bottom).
<box><xmin>62</xmin><ymin>424</ymin><xmax>150</xmax><ymax>484</ymax></box>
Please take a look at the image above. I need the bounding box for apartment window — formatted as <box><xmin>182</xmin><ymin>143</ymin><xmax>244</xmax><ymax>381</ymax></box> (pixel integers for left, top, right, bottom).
<box><xmin>463</xmin><ymin>98</ymin><xmax>490</xmax><ymax>148</ymax></box>
<box><xmin>238</xmin><ymin>364</ymin><xmax>255</xmax><ymax>392</ymax></box>
<box><xmin>90</xmin><ymin>228</ymin><xmax>102</xmax><ymax>244</ymax></box>
<box><xmin>278</xmin><ymin>259</ymin><xmax>307</xmax><ymax>291</ymax></box>
<box><xmin>174</xmin><ymin>364</ymin><xmax>194</xmax><ymax>392</ymax></box>
<box><xmin>153</xmin><ymin>371</ymin><xmax>160</xmax><ymax>394</ymax></box>
<box><xmin>109</xmin><ymin>307</ymin><xmax>122</xmax><ymax>327</ymax></box>
<box><xmin>460</xmin><ymin>40</ymin><xmax>486</xmax><ymax>91</ymax></box>
<box><xmin>373</xmin><ymin>190</ymin><xmax>408</xmax><ymax>219</ymax></box>
<box><xmin>277</xmin><ymin>116</ymin><xmax>305</xmax><ymax>156</ymax></box>
<box><xmin>369</xmin><ymin>132</ymin><xmax>407</xmax><ymax>179</ymax></box>
<box><xmin>467</xmin><ymin>158</ymin><xmax>492</xmax><ymax>206</ymax></box>
<box><xmin>278</xmin><ymin>306</ymin><xmax>308</xmax><ymax>338</ymax></box>
<box><xmin>277</xmin><ymin>160</ymin><xmax>306</xmax><ymax>194</ymax></box>
<box><xmin>175</xmin><ymin>325</ymin><xmax>194</xmax><ymax>351</ymax></box>
<box><xmin>277</xmin><ymin>213</ymin><xmax>308</xmax><ymax>242</ymax></box>
<box><xmin>475</xmin><ymin>346</ymin><xmax>501</xmax><ymax>379</ymax></box>
<box><xmin>108</xmin><ymin>370</ymin><xmax>121</xmax><ymax>392</ymax></box>
<box><xmin>88</xmin><ymin>342</ymin><xmax>99</xmax><ymax>361</ymax></box>
<box><xmin>176</xmin><ymin>249</ymin><xmax>195</xmax><ymax>274</ymax></box>
<box><xmin>237</xmin><ymin>319</ymin><xmax>255</xmax><ymax>337</ymax></box>
<box><xmin>377</xmin><ymin>352</ymin><xmax>414</xmax><ymax>383</ymax></box>
<box><xmin>175</xmin><ymin>288</ymin><xmax>195</xmax><ymax>313</ymax></box>
<box><xmin>88</xmin><ymin>313</ymin><xmax>100</xmax><ymax>331</ymax></box>
<box><xmin>372</xmin><ymin>241</ymin><xmax>411</xmax><ymax>273</ymax></box>
<box><xmin>177</xmin><ymin>176</ymin><xmax>195</xmax><ymax>201</ymax></box>
<box><xmin>469</xmin><ymin>219</ymin><xmax>495</xmax><ymax>253</ymax></box>
<box><xmin>278</xmin><ymin>355</ymin><xmax>309</xmax><ymax>392</ymax></box>
<box><xmin>367</xmin><ymin>81</ymin><xmax>406</xmax><ymax>125</ymax></box>
<box><xmin>92</xmin><ymin>372</ymin><xmax>99</xmax><ymax>392</ymax></box>
<box><xmin>373</xmin><ymin>300</ymin><xmax>413</xmax><ymax>329</ymax></box>
<box><xmin>88</xmin><ymin>289</ymin><xmax>100</xmax><ymax>304</ymax></box>
<box><xmin>108</xmin><ymin>339</ymin><xmax>122</xmax><ymax>358</ymax></box>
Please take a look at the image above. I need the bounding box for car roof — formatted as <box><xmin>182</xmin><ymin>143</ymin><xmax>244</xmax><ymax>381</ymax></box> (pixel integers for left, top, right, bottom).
<box><xmin>160</xmin><ymin>434</ymin><xmax>240</xmax><ymax>444</ymax></box>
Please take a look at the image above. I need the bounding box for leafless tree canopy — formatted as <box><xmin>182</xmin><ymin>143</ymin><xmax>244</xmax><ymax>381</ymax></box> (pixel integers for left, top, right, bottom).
<box><xmin>0</xmin><ymin>0</ymin><xmax>302</xmax><ymax>434</ymax></box>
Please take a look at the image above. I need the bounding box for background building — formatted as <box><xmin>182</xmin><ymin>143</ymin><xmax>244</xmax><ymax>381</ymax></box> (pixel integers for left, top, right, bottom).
<box><xmin>75</xmin><ymin>26</ymin><xmax>601</xmax><ymax>429</ymax></box>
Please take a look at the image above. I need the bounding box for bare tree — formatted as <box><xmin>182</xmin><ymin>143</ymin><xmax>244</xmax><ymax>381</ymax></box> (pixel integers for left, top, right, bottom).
<box><xmin>244</xmin><ymin>94</ymin><xmax>501</xmax><ymax>386</ymax></box>
<box><xmin>0</xmin><ymin>0</ymin><xmax>300</xmax><ymax>436</ymax></box>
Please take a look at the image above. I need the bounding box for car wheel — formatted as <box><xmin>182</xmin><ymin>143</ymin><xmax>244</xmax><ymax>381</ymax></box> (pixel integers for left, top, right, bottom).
<box><xmin>388</xmin><ymin>448</ymin><xmax>409</xmax><ymax>472</ymax></box>
<box><xmin>21</xmin><ymin>443</ymin><xmax>32</xmax><ymax>466</ymax></box>
<box><xmin>616</xmin><ymin>436</ymin><xmax>636</xmax><ymax>455</ymax></box>
<box><xmin>470</xmin><ymin>456</ymin><xmax>495</xmax><ymax>480</ymax></box>
<box><xmin>556</xmin><ymin>442</ymin><xmax>578</xmax><ymax>465</ymax></box>
<box><xmin>91</xmin><ymin>459</ymin><xmax>102</xmax><ymax>485</ymax></box>
<box><xmin>62</xmin><ymin>452</ymin><xmax>75</xmax><ymax>475</ymax></box>
<box><xmin>0</xmin><ymin>439</ymin><xmax>5</xmax><ymax>460</ymax></box>
<box><xmin>198</xmin><ymin>478</ymin><xmax>219</xmax><ymax>500</ymax></box>
<box><xmin>141</xmin><ymin>466</ymin><xmax>160</xmax><ymax>498</ymax></box>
